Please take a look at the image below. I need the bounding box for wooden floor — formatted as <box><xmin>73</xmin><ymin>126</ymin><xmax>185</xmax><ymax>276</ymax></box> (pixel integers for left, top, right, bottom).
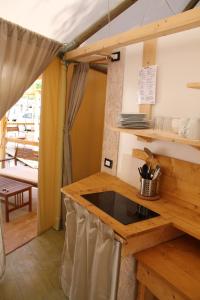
<box><xmin>0</xmin><ymin>229</ymin><xmax>67</xmax><ymax>300</ymax></box>
<box><xmin>2</xmin><ymin>187</ymin><xmax>38</xmax><ymax>254</ymax></box>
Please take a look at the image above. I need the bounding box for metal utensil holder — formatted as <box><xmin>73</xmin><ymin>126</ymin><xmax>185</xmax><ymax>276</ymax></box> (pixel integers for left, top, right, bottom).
<box><xmin>140</xmin><ymin>177</ymin><xmax>159</xmax><ymax>197</ymax></box>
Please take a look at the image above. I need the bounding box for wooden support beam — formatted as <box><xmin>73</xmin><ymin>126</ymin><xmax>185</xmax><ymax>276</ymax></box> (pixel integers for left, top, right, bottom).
<box><xmin>65</xmin><ymin>7</ymin><xmax>200</xmax><ymax>61</ymax></box>
<box><xmin>142</xmin><ymin>40</ymin><xmax>157</xmax><ymax>68</ymax></box>
<box><xmin>139</xmin><ymin>39</ymin><xmax>157</xmax><ymax>118</ymax></box>
<box><xmin>187</xmin><ymin>82</ymin><xmax>200</xmax><ymax>88</ymax></box>
<box><xmin>75</xmin><ymin>54</ymin><xmax>107</xmax><ymax>63</ymax></box>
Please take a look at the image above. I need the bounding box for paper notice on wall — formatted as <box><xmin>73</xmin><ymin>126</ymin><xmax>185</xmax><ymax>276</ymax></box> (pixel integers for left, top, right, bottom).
<box><xmin>138</xmin><ymin>65</ymin><xmax>157</xmax><ymax>104</ymax></box>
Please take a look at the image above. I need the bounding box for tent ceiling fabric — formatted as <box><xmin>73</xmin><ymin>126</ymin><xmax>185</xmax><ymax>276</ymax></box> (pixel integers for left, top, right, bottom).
<box><xmin>85</xmin><ymin>0</ymin><xmax>197</xmax><ymax>44</ymax></box>
<box><xmin>0</xmin><ymin>0</ymin><xmax>123</xmax><ymax>43</ymax></box>
<box><xmin>0</xmin><ymin>0</ymin><xmax>199</xmax><ymax>45</ymax></box>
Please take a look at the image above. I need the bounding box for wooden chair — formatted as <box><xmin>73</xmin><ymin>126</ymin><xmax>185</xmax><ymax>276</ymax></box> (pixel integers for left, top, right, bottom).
<box><xmin>0</xmin><ymin>147</ymin><xmax>38</xmax><ymax>186</ymax></box>
<box><xmin>14</xmin><ymin>147</ymin><xmax>38</xmax><ymax>166</ymax></box>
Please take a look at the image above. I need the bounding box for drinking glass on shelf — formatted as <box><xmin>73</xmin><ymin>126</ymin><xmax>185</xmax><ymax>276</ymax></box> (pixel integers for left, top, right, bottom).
<box><xmin>163</xmin><ymin>117</ymin><xmax>172</xmax><ymax>133</ymax></box>
<box><xmin>153</xmin><ymin>116</ymin><xmax>173</xmax><ymax>132</ymax></box>
<box><xmin>153</xmin><ymin>116</ymin><xmax>164</xmax><ymax>131</ymax></box>
<box><xmin>171</xmin><ymin>117</ymin><xmax>180</xmax><ymax>134</ymax></box>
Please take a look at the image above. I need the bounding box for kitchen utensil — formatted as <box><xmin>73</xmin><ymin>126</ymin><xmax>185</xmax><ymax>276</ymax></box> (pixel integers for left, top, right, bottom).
<box><xmin>144</xmin><ymin>147</ymin><xmax>159</xmax><ymax>170</ymax></box>
<box><xmin>152</xmin><ymin>165</ymin><xmax>161</xmax><ymax>180</ymax></box>
<box><xmin>133</xmin><ymin>149</ymin><xmax>149</xmax><ymax>161</ymax></box>
<box><xmin>138</xmin><ymin>167</ymin><xmax>143</xmax><ymax>177</ymax></box>
<box><xmin>144</xmin><ymin>147</ymin><xmax>153</xmax><ymax>158</ymax></box>
<box><xmin>141</xmin><ymin>164</ymin><xmax>149</xmax><ymax>179</ymax></box>
<box><xmin>148</xmin><ymin>166</ymin><xmax>156</xmax><ymax>180</ymax></box>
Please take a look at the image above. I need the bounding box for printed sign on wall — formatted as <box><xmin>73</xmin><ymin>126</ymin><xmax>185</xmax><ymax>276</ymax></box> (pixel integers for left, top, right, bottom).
<box><xmin>138</xmin><ymin>65</ymin><xmax>157</xmax><ymax>104</ymax></box>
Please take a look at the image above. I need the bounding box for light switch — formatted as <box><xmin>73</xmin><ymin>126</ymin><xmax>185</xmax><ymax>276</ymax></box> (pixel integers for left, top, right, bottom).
<box><xmin>104</xmin><ymin>158</ymin><xmax>113</xmax><ymax>169</ymax></box>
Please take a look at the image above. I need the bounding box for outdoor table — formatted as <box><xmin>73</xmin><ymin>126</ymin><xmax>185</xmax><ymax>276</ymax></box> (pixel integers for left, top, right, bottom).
<box><xmin>0</xmin><ymin>176</ymin><xmax>32</xmax><ymax>222</ymax></box>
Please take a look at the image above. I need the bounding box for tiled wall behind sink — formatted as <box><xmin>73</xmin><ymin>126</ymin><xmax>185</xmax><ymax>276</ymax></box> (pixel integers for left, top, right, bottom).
<box><xmin>101</xmin><ymin>49</ymin><xmax>125</xmax><ymax>176</ymax></box>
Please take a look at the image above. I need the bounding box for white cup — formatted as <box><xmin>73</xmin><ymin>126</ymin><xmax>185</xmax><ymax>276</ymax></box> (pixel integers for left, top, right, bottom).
<box><xmin>186</xmin><ymin>118</ymin><xmax>200</xmax><ymax>140</ymax></box>
<box><xmin>178</xmin><ymin>118</ymin><xmax>190</xmax><ymax>138</ymax></box>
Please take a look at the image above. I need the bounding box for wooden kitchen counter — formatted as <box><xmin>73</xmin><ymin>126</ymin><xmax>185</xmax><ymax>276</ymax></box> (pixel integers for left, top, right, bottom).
<box><xmin>62</xmin><ymin>172</ymin><xmax>169</xmax><ymax>237</ymax></box>
<box><xmin>61</xmin><ymin>170</ymin><xmax>200</xmax><ymax>255</ymax></box>
<box><xmin>62</xmin><ymin>172</ymin><xmax>200</xmax><ymax>240</ymax></box>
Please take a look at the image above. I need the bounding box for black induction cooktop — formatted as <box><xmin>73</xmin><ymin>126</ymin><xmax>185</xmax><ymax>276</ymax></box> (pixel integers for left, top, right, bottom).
<box><xmin>82</xmin><ymin>191</ymin><xmax>159</xmax><ymax>225</ymax></box>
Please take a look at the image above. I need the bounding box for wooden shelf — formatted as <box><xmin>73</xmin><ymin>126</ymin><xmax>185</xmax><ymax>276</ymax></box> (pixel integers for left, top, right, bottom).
<box><xmin>112</xmin><ymin>128</ymin><xmax>200</xmax><ymax>148</ymax></box>
<box><xmin>187</xmin><ymin>82</ymin><xmax>200</xmax><ymax>89</ymax></box>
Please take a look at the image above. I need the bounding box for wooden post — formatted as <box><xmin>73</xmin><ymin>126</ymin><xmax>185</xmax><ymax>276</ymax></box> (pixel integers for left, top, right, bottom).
<box><xmin>0</xmin><ymin>116</ymin><xmax>7</xmax><ymax>168</ymax></box>
<box><xmin>29</xmin><ymin>188</ymin><xmax>32</xmax><ymax>212</ymax></box>
<box><xmin>5</xmin><ymin>195</ymin><xmax>9</xmax><ymax>222</ymax></box>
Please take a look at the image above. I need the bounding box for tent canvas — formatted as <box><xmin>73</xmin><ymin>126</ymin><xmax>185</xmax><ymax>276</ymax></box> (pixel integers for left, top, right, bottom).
<box><xmin>0</xmin><ymin>0</ymin><xmax>198</xmax><ymax>45</ymax></box>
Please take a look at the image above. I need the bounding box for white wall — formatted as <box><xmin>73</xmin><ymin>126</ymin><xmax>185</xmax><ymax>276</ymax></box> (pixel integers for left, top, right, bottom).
<box><xmin>117</xmin><ymin>27</ymin><xmax>200</xmax><ymax>188</ymax></box>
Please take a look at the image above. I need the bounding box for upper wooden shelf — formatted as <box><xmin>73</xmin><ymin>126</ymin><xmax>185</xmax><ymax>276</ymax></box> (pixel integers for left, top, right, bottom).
<box><xmin>112</xmin><ymin>128</ymin><xmax>200</xmax><ymax>148</ymax></box>
<box><xmin>187</xmin><ymin>82</ymin><xmax>200</xmax><ymax>89</ymax></box>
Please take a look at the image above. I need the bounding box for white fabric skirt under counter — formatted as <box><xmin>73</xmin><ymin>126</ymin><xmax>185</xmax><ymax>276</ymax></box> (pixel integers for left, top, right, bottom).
<box><xmin>60</xmin><ymin>198</ymin><xmax>136</xmax><ymax>300</ymax></box>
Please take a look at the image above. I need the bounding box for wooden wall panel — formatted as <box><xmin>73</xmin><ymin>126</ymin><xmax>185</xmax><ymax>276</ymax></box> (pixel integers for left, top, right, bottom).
<box><xmin>71</xmin><ymin>68</ymin><xmax>107</xmax><ymax>182</ymax></box>
<box><xmin>133</xmin><ymin>149</ymin><xmax>200</xmax><ymax>207</ymax></box>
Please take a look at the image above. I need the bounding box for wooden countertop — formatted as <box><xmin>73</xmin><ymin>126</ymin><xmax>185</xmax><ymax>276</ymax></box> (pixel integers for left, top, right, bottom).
<box><xmin>62</xmin><ymin>172</ymin><xmax>200</xmax><ymax>241</ymax></box>
<box><xmin>136</xmin><ymin>235</ymin><xmax>200</xmax><ymax>299</ymax></box>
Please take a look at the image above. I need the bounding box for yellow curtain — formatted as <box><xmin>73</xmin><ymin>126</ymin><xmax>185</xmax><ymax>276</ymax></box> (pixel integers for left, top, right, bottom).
<box><xmin>38</xmin><ymin>58</ymin><xmax>66</xmax><ymax>233</ymax></box>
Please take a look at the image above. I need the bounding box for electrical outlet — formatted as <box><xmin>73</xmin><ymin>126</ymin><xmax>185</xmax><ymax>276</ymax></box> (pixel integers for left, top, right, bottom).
<box><xmin>111</xmin><ymin>51</ymin><xmax>120</xmax><ymax>62</ymax></box>
<box><xmin>104</xmin><ymin>158</ymin><xmax>113</xmax><ymax>169</ymax></box>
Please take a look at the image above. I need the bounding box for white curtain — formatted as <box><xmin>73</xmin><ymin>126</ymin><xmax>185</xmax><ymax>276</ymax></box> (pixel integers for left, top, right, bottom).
<box><xmin>0</xmin><ymin>17</ymin><xmax>62</xmax><ymax>120</ymax></box>
<box><xmin>0</xmin><ymin>203</ymin><xmax>5</xmax><ymax>279</ymax></box>
<box><xmin>0</xmin><ymin>17</ymin><xmax>62</xmax><ymax>276</ymax></box>
<box><xmin>63</xmin><ymin>63</ymin><xmax>89</xmax><ymax>186</ymax></box>
<box><xmin>61</xmin><ymin>198</ymin><xmax>121</xmax><ymax>300</ymax></box>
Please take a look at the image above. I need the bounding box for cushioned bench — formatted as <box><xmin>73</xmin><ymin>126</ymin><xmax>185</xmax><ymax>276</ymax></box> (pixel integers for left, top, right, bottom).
<box><xmin>0</xmin><ymin>166</ymin><xmax>38</xmax><ymax>187</ymax></box>
<box><xmin>0</xmin><ymin>147</ymin><xmax>38</xmax><ymax>187</ymax></box>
